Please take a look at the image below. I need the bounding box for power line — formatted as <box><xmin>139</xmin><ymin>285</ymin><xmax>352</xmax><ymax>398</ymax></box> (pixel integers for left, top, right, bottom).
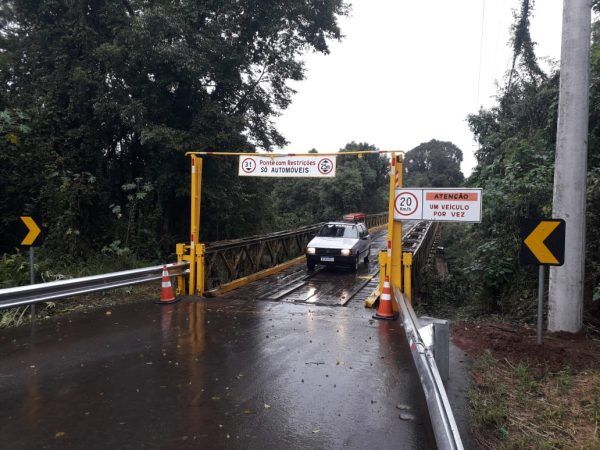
<box><xmin>476</xmin><ymin>0</ymin><xmax>486</xmax><ymax>110</ymax></box>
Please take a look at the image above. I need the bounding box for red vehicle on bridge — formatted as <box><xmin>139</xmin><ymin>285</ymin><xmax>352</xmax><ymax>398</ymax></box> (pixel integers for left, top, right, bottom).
<box><xmin>342</xmin><ymin>212</ymin><xmax>366</xmax><ymax>222</ymax></box>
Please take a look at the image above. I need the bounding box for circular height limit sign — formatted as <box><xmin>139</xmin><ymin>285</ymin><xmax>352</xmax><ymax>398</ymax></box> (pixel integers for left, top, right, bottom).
<box><xmin>394</xmin><ymin>190</ymin><xmax>422</xmax><ymax>220</ymax></box>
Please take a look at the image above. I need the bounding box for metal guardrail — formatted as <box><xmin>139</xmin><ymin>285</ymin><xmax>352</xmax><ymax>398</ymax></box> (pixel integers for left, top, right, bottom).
<box><xmin>0</xmin><ymin>262</ymin><xmax>189</xmax><ymax>311</ymax></box>
<box><xmin>0</xmin><ymin>214</ymin><xmax>388</xmax><ymax>309</ymax></box>
<box><xmin>395</xmin><ymin>286</ymin><xmax>464</xmax><ymax>450</ymax></box>
<box><xmin>204</xmin><ymin>213</ymin><xmax>388</xmax><ymax>290</ymax></box>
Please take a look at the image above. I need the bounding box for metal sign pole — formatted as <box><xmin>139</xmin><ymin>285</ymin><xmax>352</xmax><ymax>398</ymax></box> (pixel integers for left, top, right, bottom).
<box><xmin>537</xmin><ymin>265</ymin><xmax>544</xmax><ymax>345</ymax></box>
<box><xmin>29</xmin><ymin>247</ymin><xmax>36</xmax><ymax>320</ymax></box>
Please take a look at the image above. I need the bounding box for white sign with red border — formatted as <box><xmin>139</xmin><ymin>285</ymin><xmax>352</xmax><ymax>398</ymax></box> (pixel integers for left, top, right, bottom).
<box><xmin>238</xmin><ymin>155</ymin><xmax>336</xmax><ymax>178</ymax></box>
<box><xmin>394</xmin><ymin>188</ymin><xmax>482</xmax><ymax>222</ymax></box>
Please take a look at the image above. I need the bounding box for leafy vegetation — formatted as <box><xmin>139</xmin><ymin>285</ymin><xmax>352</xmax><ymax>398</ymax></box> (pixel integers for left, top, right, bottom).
<box><xmin>0</xmin><ymin>0</ymin><xmax>349</xmax><ymax>259</ymax></box>
<box><xmin>418</xmin><ymin>2</ymin><xmax>600</xmax><ymax>323</ymax></box>
<box><xmin>404</xmin><ymin>139</ymin><xmax>465</xmax><ymax>187</ymax></box>
<box><xmin>1</xmin><ymin>1</ymin><xmax>416</xmax><ymax>296</ymax></box>
<box><xmin>270</xmin><ymin>142</ymin><xmax>390</xmax><ymax>230</ymax></box>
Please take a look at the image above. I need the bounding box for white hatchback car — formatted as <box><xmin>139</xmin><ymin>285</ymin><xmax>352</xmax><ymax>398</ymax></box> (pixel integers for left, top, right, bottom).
<box><xmin>305</xmin><ymin>221</ymin><xmax>371</xmax><ymax>271</ymax></box>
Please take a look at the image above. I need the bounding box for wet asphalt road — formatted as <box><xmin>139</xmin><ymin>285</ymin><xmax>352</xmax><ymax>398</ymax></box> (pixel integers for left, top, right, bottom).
<box><xmin>0</xmin><ymin>227</ymin><xmax>433</xmax><ymax>449</ymax></box>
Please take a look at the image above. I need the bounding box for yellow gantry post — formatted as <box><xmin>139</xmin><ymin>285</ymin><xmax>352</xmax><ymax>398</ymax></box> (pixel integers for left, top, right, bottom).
<box><xmin>386</xmin><ymin>153</ymin><xmax>396</xmax><ymax>282</ymax></box>
<box><xmin>386</xmin><ymin>153</ymin><xmax>403</xmax><ymax>291</ymax></box>
<box><xmin>391</xmin><ymin>155</ymin><xmax>403</xmax><ymax>290</ymax></box>
<box><xmin>189</xmin><ymin>155</ymin><xmax>202</xmax><ymax>295</ymax></box>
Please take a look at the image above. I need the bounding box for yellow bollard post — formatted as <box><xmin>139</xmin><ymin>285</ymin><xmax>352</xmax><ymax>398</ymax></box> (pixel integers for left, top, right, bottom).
<box><xmin>403</xmin><ymin>251</ymin><xmax>413</xmax><ymax>303</ymax></box>
<box><xmin>378</xmin><ymin>249</ymin><xmax>387</xmax><ymax>291</ymax></box>
<box><xmin>176</xmin><ymin>243</ymin><xmax>186</xmax><ymax>295</ymax></box>
<box><xmin>197</xmin><ymin>243</ymin><xmax>205</xmax><ymax>296</ymax></box>
<box><xmin>379</xmin><ymin>249</ymin><xmax>400</xmax><ymax>313</ymax></box>
<box><xmin>365</xmin><ymin>250</ymin><xmax>389</xmax><ymax>308</ymax></box>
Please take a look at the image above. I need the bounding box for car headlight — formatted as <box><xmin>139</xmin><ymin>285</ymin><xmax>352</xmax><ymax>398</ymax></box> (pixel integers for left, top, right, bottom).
<box><xmin>307</xmin><ymin>247</ymin><xmax>316</xmax><ymax>255</ymax></box>
<box><xmin>341</xmin><ymin>248</ymin><xmax>351</xmax><ymax>256</ymax></box>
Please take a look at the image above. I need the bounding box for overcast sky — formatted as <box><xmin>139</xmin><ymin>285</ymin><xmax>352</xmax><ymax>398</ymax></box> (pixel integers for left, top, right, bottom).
<box><xmin>274</xmin><ymin>0</ymin><xmax>563</xmax><ymax>175</ymax></box>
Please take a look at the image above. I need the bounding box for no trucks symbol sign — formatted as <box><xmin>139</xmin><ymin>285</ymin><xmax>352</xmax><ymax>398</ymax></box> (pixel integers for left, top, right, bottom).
<box><xmin>238</xmin><ymin>155</ymin><xmax>336</xmax><ymax>178</ymax></box>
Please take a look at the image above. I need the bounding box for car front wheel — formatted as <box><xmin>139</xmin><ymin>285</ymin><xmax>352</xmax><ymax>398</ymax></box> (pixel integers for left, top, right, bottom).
<box><xmin>307</xmin><ymin>261</ymin><xmax>315</xmax><ymax>271</ymax></box>
<box><xmin>351</xmin><ymin>256</ymin><xmax>359</xmax><ymax>272</ymax></box>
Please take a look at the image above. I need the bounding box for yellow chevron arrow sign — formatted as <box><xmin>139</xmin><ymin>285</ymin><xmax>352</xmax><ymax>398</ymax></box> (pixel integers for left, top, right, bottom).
<box><xmin>20</xmin><ymin>216</ymin><xmax>42</xmax><ymax>246</ymax></box>
<box><xmin>524</xmin><ymin>221</ymin><xmax>560</xmax><ymax>264</ymax></box>
<box><xmin>520</xmin><ymin>219</ymin><xmax>565</xmax><ymax>266</ymax></box>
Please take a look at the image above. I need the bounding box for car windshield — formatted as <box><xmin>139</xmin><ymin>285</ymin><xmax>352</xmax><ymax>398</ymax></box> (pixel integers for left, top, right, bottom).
<box><xmin>318</xmin><ymin>224</ymin><xmax>358</xmax><ymax>239</ymax></box>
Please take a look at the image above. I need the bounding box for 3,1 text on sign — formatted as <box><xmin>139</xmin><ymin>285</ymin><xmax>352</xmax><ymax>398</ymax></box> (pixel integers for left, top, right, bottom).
<box><xmin>238</xmin><ymin>155</ymin><xmax>336</xmax><ymax>178</ymax></box>
<box><xmin>393</xmin><ymin>188</ymin><xmax>482</xmax><ymax>222</ymax></box>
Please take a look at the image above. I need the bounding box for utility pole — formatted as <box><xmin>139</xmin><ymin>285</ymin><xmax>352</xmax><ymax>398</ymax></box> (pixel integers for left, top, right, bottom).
<box><xmin>548</xmin><ymin>0</ymin><xmax>591</xmax><ymax>332</ymax></box>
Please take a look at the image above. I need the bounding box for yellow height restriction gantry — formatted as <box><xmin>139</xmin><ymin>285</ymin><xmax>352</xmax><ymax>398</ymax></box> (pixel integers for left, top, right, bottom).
<box><xmin>177</xmin><ymin>150</ymin><xmax>410</xmax><ymax>301</ymax></box>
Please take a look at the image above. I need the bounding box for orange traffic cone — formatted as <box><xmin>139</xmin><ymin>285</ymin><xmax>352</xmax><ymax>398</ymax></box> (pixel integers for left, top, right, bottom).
<box><xmin>373</xmin><ymin>276</ymin><xmax>398</xmax><ymax>320</ymax></box>
<box><xmin>156</xmin><ymin>266</ymin><xmax>180</xmax><ymax>305</ymax></box>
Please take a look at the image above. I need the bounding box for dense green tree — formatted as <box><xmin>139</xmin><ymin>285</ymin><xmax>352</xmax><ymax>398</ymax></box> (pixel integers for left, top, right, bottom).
<box><xmin>322</xmin><ymin>141</ymin><xmax>389</xmax><ymax>214</ymax></box>
<box><xmin>270</xmin><ymin>142</ymin><xmax>389</xmax><ymax>229</ymax></box>
<box><xmin>463</xmin><ymin>73</ymin><xmax>559</xmax><ymax>314</ymax></box>
<box><xmin>404</xmin><ymin>139</ymin><xmax>465</xmax><ymax>187</ymax></box>
<box><xmin>0</xmin><ymin>0</ymin><xmax>348</xmax><ymax>257</ymax></box>
<box><xmin>433</xmin><ymin>0</ymin><xmax>600</xmax><ymax>320</ymax></box>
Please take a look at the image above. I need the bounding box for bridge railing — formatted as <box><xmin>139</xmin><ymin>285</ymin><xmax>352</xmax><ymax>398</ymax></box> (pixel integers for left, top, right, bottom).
<box><xmin>204</xmin><ymin>223</ymin><xmax>321</xmax><ymax>292</ymax></box>
<box><xmin>403</xmin><ymin>221</ymin><xmax>439</xmax><ymax>301</ymax></box>
<box><xmin>203</xmin><ymin>212</ymin><xmax>388</xmax><ymax>293</ymax></box>
<box><xmin>364</xmin><ymin>212</ymin><xmax>388</xmax><ymax>229</ymax></box>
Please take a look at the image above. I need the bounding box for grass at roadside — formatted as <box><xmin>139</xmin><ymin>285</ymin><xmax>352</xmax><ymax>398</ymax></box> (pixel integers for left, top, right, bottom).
<box><xmin>0</xmin><ymin>283</ymin><xmax>161</xmax><ymax>328</ymax></box>
<box><xmin>462</xmin><ymin>330</ymin><xmax>600</xmax><ymax>449</ymax></box>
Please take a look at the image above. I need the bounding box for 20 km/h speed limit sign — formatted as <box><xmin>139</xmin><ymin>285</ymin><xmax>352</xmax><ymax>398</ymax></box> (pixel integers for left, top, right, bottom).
<box><xmin>395</xmin><ymin>191</ymin><xmax>420</xmax><ymax>218</ymax></box>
